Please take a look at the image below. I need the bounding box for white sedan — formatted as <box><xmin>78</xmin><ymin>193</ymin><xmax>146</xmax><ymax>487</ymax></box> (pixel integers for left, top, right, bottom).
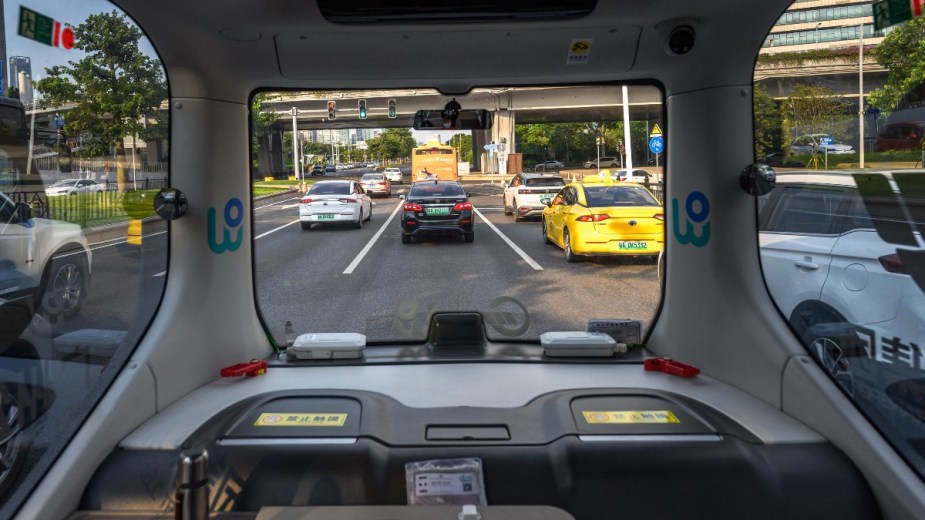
<box><xmin>45</xmin><ymin>178</ymin><xmax>106</xmax><ymax>196</ymax></box>
<box><xmin>299</xmin><ymin>180</ymin><xmax>372</xmax><ymax>230</ymax></box>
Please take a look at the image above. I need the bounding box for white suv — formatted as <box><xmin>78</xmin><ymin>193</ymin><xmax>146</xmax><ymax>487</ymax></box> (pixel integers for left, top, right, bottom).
<box><xmin>1</xmin><ymin>191</ymin><xmax>92</xmax><ymax>318</ymax></box>
<box><xmin>503</xmin><ymin>173</ymin><xmax>565</xmax><ymax>221</ymax></box>
<box><xmin>759</xmin><ymin>171</ymin><xmax>924</xmax><ymax>400</ymax></box>
<box><xmin>383</xmin><ymin>167</ymin><xmax>403</xmax><ymax>184</ymax></box>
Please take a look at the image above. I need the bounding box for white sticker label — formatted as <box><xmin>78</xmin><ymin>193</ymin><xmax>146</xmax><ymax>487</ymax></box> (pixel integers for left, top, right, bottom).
<box><xmin>414</xmin><ymin>472</ymin><xmax>479</xmax><ymax>496</ymax></box>
<box><xmin>567</xmin><ymin>38</ymin><xmax>593</xmax><ymax>65</ymax></box>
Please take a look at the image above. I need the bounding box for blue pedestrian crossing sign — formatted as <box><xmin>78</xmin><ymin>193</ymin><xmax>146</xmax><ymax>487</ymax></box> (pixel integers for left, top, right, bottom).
<box><xmin>649</xmin><ymin>136</ymin><xmax>665</xmax><ymax>154</ymax></box>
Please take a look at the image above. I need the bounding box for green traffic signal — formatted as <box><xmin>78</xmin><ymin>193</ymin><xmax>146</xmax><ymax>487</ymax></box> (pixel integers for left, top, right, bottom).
<box><xmin>358</xmin><ymin>99</ymin><xmax>367</xmax><ymax>119</ymax></box>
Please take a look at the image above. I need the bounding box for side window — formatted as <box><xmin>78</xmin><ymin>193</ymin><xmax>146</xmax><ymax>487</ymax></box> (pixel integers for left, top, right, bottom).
<box><xmin>0</xmin><ymin>1</ymin><xmax>168</xmax><ymax>514</ymax></box>
<box><xmin>755</xmin><ymin>2</ymin><xmax>925</xmax><ymax>483</ymax></box>
<box><xmin>764</xmin><ymin>187</ymin><xmax>843</xmax><ymax>234</ymax></box>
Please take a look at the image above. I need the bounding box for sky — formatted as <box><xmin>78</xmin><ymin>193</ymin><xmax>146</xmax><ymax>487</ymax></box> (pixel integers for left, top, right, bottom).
<box><xmin>3</xmin><ymin>0</ymin><xmax>158</xmax><ymax>88</ymax></box>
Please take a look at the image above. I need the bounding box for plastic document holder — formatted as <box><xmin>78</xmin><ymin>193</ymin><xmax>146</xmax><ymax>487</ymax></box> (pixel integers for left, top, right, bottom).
<box><xmin>540</xmin><ymin>331</ymin><xmax>617</xmax><ymax>357</ymax></box>
<box><xmin>289</xmin><ymin>333</ymin><xmax>366</xmax><ymax>360</ymax></box>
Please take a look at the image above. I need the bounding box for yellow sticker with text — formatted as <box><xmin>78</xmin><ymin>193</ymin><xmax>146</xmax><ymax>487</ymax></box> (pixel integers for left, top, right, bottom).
<box><xmin>254</xmin><ymin>413</ymin><xmax>347</xmax><ymax>426</ymax></box>
<box><xmin>582</xmin><ymin>410</ymin><xmax>680</xmax><ymax>424</ymax></box>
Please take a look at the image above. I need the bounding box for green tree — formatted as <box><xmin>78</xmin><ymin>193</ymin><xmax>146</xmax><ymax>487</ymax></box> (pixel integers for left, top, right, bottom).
<box><xmin>783</xmin><ymin>84</ymin><xmax>854</xmax><ymax>147</ymax></box>
<box><xmin>869</xmin><ymin>17</ymin><xmax>925</xmax><ymax>112</ymax></box>
<box><xmin>753</xmin><ymin>83</ymin><xmax>781</xmax><ymax>157</ymax></box>
<box><xmin>447</xmin><ymin>134</ymin><xmax>473</xmax><ymax>163</ymax></box>
<box><xmin>366</xmin><ymin>128</ymin><xmax>416</xmax><ymax>162</ymax></box>
<box><xmin>36</xmin><ymin>10</ymin><xmax>166</xmax><ymax>190</ymax></box>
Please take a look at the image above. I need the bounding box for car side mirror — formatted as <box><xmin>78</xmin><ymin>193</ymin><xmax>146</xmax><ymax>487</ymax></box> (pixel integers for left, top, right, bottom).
<box><xmin>13</xmin><ymin>201</ymin><xmax>32</xmax><ymax>222</ymax></box>
<box><xmin>154</xmin><ymin>188</ymin><xmax>189</xmax><ymax>221</ymax></box>
<box><xmin>399</xmin><ymin>194</ymin><xmax>406</xmax><ymax>200</ymax></box>
<box><xmin>540</xmin><ymin>198</ymin><xmax>552</xmax><ymax>206</ymax></box>
<box><xmin>740</xmin><ymin>163</ymin><xmax>776</xmax><ymax>196</ymax></box>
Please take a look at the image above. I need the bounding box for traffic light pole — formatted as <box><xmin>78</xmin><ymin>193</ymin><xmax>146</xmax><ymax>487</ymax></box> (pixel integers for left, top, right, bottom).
<box><xmin>289</xmin><ymin>107</ymin><xmax>300</xmax><ymax>182</ymax></box>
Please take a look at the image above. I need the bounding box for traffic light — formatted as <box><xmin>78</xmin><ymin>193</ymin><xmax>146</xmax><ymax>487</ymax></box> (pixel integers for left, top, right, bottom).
<box><xmin>388</xmin><ymin>98</ymin><xmax>396</xmax><ymax>119</ymax></box>
<box><xmin>358</xmin><ymin>99</ymin><xmax>367</xmax><ymax>119</ymax></box>
<box><xmin>327</xmin><ymin>100</ymin><xmax>336</xmax><ymax>120</ymax></box>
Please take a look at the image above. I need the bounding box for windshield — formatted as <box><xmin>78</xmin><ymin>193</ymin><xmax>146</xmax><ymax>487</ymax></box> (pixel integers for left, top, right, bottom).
<box><xmin>585</xmin><ymin>185</ymin><xmax>660</xmax><ymax>207</ymax></box>
<box><xmin>252</xmin><ymin>85</ymin><xmax>664</xmax><ymax>343</ymax></box>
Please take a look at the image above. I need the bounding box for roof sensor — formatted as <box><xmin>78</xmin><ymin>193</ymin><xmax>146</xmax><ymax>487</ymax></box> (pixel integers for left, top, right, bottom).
<box><xmin>668</xmin><ymin>25</ymin><xmax>695</xmax><ymax>55</ymax></box>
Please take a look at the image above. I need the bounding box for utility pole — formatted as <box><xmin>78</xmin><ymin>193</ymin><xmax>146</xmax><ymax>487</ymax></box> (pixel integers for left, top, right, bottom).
<box><xmin>289</xmin><ymin>107</ymin><xmax>300</xmax><ymax>180</ymax></box>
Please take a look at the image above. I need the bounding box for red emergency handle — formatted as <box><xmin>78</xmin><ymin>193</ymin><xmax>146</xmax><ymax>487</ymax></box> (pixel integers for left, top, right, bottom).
<box><xmin>644</xmin><ymin>357</ymin><xmax>700</xmax><ymax>378</ymax></box>
<box><xmin>221</xmin><ymin>359</ymin><xmax>268</xmax><ymax>378</ymax></box>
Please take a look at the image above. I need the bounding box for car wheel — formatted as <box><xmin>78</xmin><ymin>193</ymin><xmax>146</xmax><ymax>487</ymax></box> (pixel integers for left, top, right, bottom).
<box><xmin>503</xmin><ymin>198</ymin><xmax>512</xmax><ymax>216</ymax></box>
<box><xmin>364</xmin><ymin>210</ymin><xmax>372</xmax><ymax>222</ymax></box>
<box><xmin>0</xmin><ymin>388</ymin><xmax>24</xmax><ymax>497</ymax></box>
<box><xmin>464</xmin><ymin>231</ymin><xmax>474</xmax><ymax>243</ymax></box>
<box><xmin>401</xmin><ymin>234</ymin><xmax>411</xmax><ymax>244</ymax></box>
<box><xmin>355</xmin><ymin>210</ymin><xmax>363</xmax><ymax>229</ymax></box>
<box><xmin>542</xmin><ymin>219</ymin><xmax>552</xmax><ymax>244</ymax></box>
<box><xmin>40</xmin><ymin>250</ymin><xmax>87</xmax><ymax>319</ymax></box>
<box><xmin>301</xmin><ymin>221</ymin><xmax>312</xmax><ymax>230</ymax></box>
<box><xmin>563</xmin><ymin>228</ymin><xmax>578</xmax><ymax>263</ymax></box>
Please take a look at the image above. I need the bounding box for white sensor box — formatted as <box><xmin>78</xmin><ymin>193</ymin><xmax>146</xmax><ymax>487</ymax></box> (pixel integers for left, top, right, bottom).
<box><xmin>540</xmin><ymin>331</ymin><xmax>617</xmax><ymax>357</ymax></box>
<box><xmin>289</xmin><ymin>333</ymin><xmax>366</xmax><ymax>360</ymax></box>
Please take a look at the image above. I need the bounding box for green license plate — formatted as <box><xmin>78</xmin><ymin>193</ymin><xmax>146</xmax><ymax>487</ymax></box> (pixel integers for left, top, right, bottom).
<box><xmin>425</xmin><ymin>207</ymin><xmax>451</xmax><ymax>216</ymax></box>
<box><xmin>317</xmin><ymin>214</ymin><xmax>335</xmax><ymax>220</ymax></box>
<box><xmin>618</xmin><ymin>241</ymin><xmax>647</xmax><ymax>250</ymax></box>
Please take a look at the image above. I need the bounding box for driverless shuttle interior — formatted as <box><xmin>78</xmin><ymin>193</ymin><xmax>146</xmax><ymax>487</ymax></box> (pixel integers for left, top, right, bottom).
<box><xmin>2</xmin><ymin>0</ymin><xmax>925</xmax><ymax>518</ymax></box>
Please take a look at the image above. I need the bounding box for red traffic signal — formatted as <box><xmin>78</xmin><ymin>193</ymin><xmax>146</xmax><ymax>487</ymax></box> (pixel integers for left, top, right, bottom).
<box><xmin>327</xmin><ymin>100</ymin><xmax>336</xmax><ymax>120</ymax></box>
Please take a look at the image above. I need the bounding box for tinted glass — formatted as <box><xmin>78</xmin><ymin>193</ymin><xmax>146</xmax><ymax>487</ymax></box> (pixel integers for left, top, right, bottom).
<box><xmin>525</xmin><ymin>178</ymin><xmax>565</xmax><ymax>187</ymax></box>
<box><xmin>755</xmin><ymin>4</ymin><xmax>925</xmax><ymax>480</ymax></box>
<box><xmin>0</xmin><ymin>0</ymin><xmax>168</xmax><ymax>514</ymax></box>
<box><xmin>308</xmin><ymin>183</ymin><xmax>351</xmax><ymax>195</ymax></box>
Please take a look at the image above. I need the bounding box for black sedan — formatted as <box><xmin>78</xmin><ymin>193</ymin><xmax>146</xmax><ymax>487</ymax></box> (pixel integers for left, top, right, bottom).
<box><xmin>399</xmin><ymin>180</ymin><xmax>474</xmax><ymax>243</ymax></box>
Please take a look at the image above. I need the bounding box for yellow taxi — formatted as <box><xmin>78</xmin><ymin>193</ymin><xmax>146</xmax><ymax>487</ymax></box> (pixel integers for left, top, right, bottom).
<box><xmin>541</xmin><ymin>174</ymin><xmax>664</xmax><ymax>262</ymax></box>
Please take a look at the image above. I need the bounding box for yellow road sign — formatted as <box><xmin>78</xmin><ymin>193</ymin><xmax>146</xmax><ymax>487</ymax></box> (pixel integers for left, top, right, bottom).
<box><xmin>649</xmin><ymin>124</ymin><xmax>663</xmax><ymax>137</ymax></box>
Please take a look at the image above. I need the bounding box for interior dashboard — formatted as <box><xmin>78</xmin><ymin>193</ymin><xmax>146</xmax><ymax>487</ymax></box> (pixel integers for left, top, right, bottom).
<box><xmin>67</xmin><ymin>361</ymin><xmax>880</xmax><ymax>520</ymax></box>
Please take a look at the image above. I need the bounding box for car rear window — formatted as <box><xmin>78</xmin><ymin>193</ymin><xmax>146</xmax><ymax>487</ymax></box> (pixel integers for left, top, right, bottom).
<box><xmin>363</xmin><ymin>174</ymin><xmax>384</xmax><ymax>180</ymax></box>
<box><xmin>526</xmin><ymin>178</ymin><xmax>565</xmax><ymax>187</ymax></box>
<box><xmin>308</xmin><ymin>183</ymin><xmax>351</xmax><ymax>195</ymax></box>
<box><xmin>410</xmin><ymin>184</ymin><xmax>465</xmax><ymax>197</ymax></box>
<box><xmin>584</xmin><ymin>186</ymin><xmax>659</xmax><ymax>207</ymax></box>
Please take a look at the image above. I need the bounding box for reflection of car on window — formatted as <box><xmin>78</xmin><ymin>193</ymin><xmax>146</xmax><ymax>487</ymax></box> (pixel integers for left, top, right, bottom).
<box><xmin>542</xmin><ymin>178</ymin><xmax>664</xmax><ymax>262</ymax></box>
<box><xmin>503</xmin><ymin>172</ymin><xmax>565</xmax><ymax>221</ymax></box>
<box><xmin>790</xmin><ymin>134</ymin><xmax>855</xmax><ymax>155</ymax></box>
<box><xmin>758</xmin><ymin>171</ymin><xmax>925</xmax><ymax>412</ymax></box>
<box><xmin>873</xmin><ymin>121</ymin><xmax>925</xmax><ymax>152</ymax></box>
<box><xmin>44</xmin><ymin>179</ymin><xmax>105</xmax><ymax>196</ymax></box>
<box><xmin>0</xmin><ymin>191</ymin><xmax>92</xmax><ymax>318</ymax></box>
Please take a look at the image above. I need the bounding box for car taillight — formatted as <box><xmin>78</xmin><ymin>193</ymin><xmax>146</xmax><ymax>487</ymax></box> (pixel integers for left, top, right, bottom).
<box><xmin>654</xmin><ymin>212</ymin><xmax>664</xmax><ymax>221</ymax></box>
<box><xmin>518</xmin><ymin>188</ymin><xmax>528</xmax><ymax>194</ymax></box>
<box><xmin>879</xmin><ymin>253</ymin><xmax>907</xmax><ymax>274</ymax></box>
<box><xmin>576</xmin><ymin>214</ymin><xmax>610</xmax><ymax>222</ymax></box>
<box><xmin>453</xmin><ymin>201</ymin><xmax>473</xmax><ymax>211</ymax></box>
<box><xmin>300</xmin><ymin>197</ymin><xmax>312</xmax><ymax>204</ymax></box>
<box><xmin>338</xmin><ymin>198</ymin><xmax>356</xmax><ymax>204</ymax></box>
<box><xmin>404</xmin><ymin>203</ymin><xmax>423</xmax><ymax>212</ymax></box>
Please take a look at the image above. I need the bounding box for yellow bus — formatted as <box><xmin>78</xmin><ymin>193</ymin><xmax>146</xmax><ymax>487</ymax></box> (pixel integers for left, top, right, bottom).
<box><xmin>411</xmin><ymin>139</ymin><xmax>458</xmax><ymax>182</ymax></box>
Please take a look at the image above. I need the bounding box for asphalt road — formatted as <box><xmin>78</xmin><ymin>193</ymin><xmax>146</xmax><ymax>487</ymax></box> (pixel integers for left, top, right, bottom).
<box><xmin>252</xmin><ymin>180</ymin><xmax>660</xmax><ymax>344</ymax></box>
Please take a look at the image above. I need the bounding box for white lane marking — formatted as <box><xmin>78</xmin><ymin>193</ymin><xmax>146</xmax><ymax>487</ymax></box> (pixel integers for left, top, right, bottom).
<box><xmin>153</xmin><ymin>271</ymin><xmax>166</xmax><ymax>277</ymax></box>
<box><xmin>88</xmin><ymin>230</ymin><xmax>167</xmax><ymax>251</ymax></box>
<box><xmin>255</xmin><ymin>219</ymin><xmax>299</xmax><ymax>240</ymax></box>
<box><xmin>472</xmin><ymin>207</ymin><xmax>543</xmax><ymax>271</ymax></box>
<box><xmin>255</xmin><ymin>196</ymin><xmax>301</xmax><ymax>211</ymax></box>
<box><xmin>343</xmin><ymin>201</ymin><xmax>404</xmax><ymax>275</ymax></box>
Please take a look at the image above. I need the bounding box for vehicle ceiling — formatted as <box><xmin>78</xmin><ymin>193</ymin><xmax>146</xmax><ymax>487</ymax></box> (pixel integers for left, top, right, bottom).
<box><xmin>113</xmin><ymin>0</ymin><xmax>792</xmax><ymax>100</ymax></box>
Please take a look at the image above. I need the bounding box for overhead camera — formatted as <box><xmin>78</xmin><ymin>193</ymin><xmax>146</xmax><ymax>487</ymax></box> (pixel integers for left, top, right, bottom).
<box><xmin>668</xmin><ymin>25</ymin><xmax>695</xmax><ymax>55</ymax></box>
